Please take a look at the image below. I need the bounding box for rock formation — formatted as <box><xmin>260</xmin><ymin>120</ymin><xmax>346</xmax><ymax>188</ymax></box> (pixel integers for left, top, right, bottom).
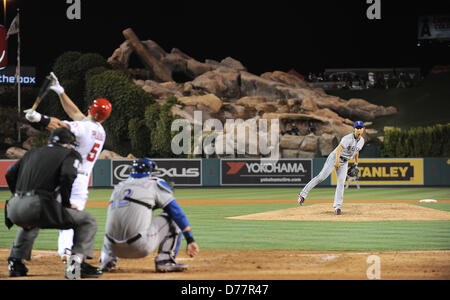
<box><xmin>108</xmin><ymin>28</ymin><xmax>396</xmax><ymax>158</ymax></box>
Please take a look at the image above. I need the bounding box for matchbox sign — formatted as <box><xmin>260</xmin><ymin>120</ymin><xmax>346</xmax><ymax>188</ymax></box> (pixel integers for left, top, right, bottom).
<box><xmin>111</xmin><ymin>159</ymin><xmax>202</xmax><ymax>186</ymax></box>
<box><xmin>0</xmin><ymin>160</ymin><xmax>16</xmax><ymax>187</ymax></box>
<box><xmin>221</xmin><ymin>159</ymin><xmax>312</xmax><ymax>186</ymax></box>
<box><xmin>332</xmin><ymin>158</ymin><xmax>424</xmax><ymax>185</ymax></box>
<box><xmin>0</xmin><ymin>25</ymin><xmax>7</xmax><ymax>70</ymax></box>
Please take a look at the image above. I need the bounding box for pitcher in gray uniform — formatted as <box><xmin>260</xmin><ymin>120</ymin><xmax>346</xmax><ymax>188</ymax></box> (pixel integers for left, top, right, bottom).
<box><xmin>98</xmin><ymin>158</ymin><xmax>199</xmax><ymax>273</ymax></box>
<box><xmin>297</xmin><ymin>121</ymin><xmax>365</xmax><ymax>214</ymax></box>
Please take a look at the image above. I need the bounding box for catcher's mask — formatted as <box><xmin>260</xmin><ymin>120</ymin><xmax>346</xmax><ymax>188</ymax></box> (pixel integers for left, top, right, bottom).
<box><xmin>50</xmin><ymin>127</ymin><xmax>78</xmax><ymax>147</ymax></box>
<box><xmin>130</xmin><ymin>158</ymin><xmax>157</xmax><ymax>179</ymax></box>
<box><xmin>89</xmin><ymin>98</ymin><xmax>112</xmax><ymax>122</ymax></box>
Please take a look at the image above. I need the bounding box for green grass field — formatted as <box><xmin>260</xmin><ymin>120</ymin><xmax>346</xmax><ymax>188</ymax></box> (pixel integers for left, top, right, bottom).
<box><xmin>1</xmin><ymin>187</ymin><xmax>450</xmax><ymax>252</ymax></box>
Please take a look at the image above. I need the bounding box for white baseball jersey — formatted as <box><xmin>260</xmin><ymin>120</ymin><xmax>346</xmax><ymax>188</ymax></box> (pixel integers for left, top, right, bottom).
<box><xmin>334</xmin><ymin>133</ymin><xmax>365</xmax><ymax>160</ymax></box>
<box><xmin>64</xmin><ymin>119</ymin><xmax>106</xmax><ymax>208</ymax></box>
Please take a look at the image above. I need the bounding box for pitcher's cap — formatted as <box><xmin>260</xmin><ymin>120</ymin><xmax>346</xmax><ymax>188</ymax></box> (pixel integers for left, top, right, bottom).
<box><xmin>354</xmin><ymin>121</ymin><xmax>365</xmax><ymax>128</ymax></box>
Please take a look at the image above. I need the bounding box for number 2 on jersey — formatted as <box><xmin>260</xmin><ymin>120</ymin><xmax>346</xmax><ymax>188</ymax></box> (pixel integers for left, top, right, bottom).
<box><xmin>87</xmin><ymin>143</ymin><xmax>101</xmax><ymax>162</ymax></box>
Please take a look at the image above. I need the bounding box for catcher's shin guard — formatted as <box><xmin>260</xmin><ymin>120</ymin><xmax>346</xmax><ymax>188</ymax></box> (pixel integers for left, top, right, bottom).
<box><xmin>155</xmin><ymin>213</ymin><xmax>182</xmax><ymax>262</ymax></box>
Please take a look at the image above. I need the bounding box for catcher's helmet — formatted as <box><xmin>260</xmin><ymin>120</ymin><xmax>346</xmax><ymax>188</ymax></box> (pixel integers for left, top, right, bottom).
<box><xmin>130</xmin><ymin>158</ymin><xmax>157</xmax><ymax>178</ymax></box>
<box><xmin>50</xmin><ymin>127</ymin><xmax>78</xmax><ymax>146</ymax></box>
<box><xmin>89</xmin><ymin>98</ymin><xmax>112</xmax><ymax>122</ymax></box>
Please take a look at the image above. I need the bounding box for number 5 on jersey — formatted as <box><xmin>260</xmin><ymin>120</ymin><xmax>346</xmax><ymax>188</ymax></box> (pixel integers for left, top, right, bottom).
<box><xmin>87</xmin><ymin>143</ymin><xmax>101</xmax><ymax>162</ymax></box>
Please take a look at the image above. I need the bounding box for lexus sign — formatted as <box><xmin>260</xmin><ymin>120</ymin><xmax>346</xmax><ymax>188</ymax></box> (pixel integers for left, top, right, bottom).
<box><xmin>112</xmin><ymin>159</ymin><xmax>202</xmax><ymax>186</ymax></box>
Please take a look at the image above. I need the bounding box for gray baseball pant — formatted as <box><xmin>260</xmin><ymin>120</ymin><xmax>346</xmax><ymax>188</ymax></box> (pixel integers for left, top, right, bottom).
<box><xmin>102</xmin><ymin>213</ymin><xmax>181</xmax><ymax>263</ymax></box>
<box><xmin>299</xmin><ymin>152</ymin><xmax>348</xmax><ymax>210</ymax></box>
<box><xmin>7</xmin><ymin>195</ymin><xmax>97</xmax><ymax>260</ymax></box>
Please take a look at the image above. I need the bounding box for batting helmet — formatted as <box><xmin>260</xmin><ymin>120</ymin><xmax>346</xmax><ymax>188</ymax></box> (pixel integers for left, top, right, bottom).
<box><xmin>89</xmin><ymin>98</ymin><xmax>112</xmax><ymax>122</ymax></box>
<box><xmin>130</xmin><ymin>158</ymin><xmax>157</xmax><ymax>178</ymax></box>
<box><xmin>50</xmin><ymin>127</ymin><xmax>78</xmax><ymax>146</ymax></box>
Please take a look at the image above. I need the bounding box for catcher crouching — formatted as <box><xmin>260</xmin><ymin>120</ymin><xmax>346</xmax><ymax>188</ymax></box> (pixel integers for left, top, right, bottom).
<box><xmin>99</xmin><ymin>158</ymin><xmax>199</xmax><ymax>273</ymax></box>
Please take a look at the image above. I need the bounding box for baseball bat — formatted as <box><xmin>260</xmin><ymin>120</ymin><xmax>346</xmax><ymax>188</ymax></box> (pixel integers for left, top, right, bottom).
<box><xmin>30</xmin><ymin>75</ymin><xmax>52</xmax><ymax>112</ymax></box>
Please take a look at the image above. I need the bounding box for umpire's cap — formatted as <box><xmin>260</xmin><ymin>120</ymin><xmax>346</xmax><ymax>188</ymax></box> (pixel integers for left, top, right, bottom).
<box><xmin>130</xmin><ymin>158</ymin><xmax>157</xmax><ymax>178</ymax></box>
<box><xmin>50</xmin><ymin>127</ymin><xmax>78</xmax><ymax>146</ymax></box>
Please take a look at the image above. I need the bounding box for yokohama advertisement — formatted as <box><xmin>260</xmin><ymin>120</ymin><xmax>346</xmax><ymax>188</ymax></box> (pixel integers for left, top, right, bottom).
<box><xmin>112</xmin><ymin>159</ymin><xmax>202</xmax><ymax>186</ymax></box>
<box><xmin>221</xmin><ymin>159</ymin><xmax>312</xmax><ymax>186</ymax></box>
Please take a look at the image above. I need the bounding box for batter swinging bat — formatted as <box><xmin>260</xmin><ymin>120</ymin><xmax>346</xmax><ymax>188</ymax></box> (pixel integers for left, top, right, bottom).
<box><xmin>30</xmin><ymin>74</ymin><xmax>53</xmax><ymax>112</ymax></box>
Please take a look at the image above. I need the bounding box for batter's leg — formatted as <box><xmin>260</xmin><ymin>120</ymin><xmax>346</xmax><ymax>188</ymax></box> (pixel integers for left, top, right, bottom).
<box><xmin>58</xmin><ymin>229</ymin><xmax>74</xmax><ymax>257</ymax></box>
<box><xmin>57</xmin><ymin>196</ymin><xmax>86</xmax><ymax>258</ymax></box>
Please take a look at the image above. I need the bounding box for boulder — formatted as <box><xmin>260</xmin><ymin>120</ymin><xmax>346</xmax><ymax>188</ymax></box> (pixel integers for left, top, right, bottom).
<box><xmin>22</xmin><ymin>138</ymin><xmax>33</xmax><ymax>150</ymax></box>
<box><xmin>300</xmin><ymin>134</ymin><xmax>319</xmax><ymax>152</ymax></box>
<box><xmin>282</xmin><ymin>149</ymin><xmax>299</xmax><ymax>158</ymax></box>
<box><xmin>99</xmin><ymin>150</ymin><xmax>126</xmax><ymax>159</ymax></box>
<box><xmin>219</xmin><ymin>57</ymin><xmax>247</xmax><ymax>71</ymax></box>
<box><xmin>261</xmin><ymin>71</ymin><xmax>311</xmax><ymax>88</ymax></box>
<box><xmin>318</xmin><ymin>133</ymin><xmax>338</xmax><ymax>156</ymax></box>
<box><xmin>108</xmin><ymin>41</ymin><xmax>133</xmax><ymax>69</ymax></box>
<box><xmin>178</xmin><ymin>94</ymin><xmax>223</xmax><ymax>113</ymax></box>
<box><xmin>297</xmin><ymin>150</ymin><xmax>317</xmax><ymax>159</ymax></box>
<box><xmin>6</xmin><ymin>147</ymin><xmax>27</xmax><ymax>159</ymax></box>
<box><xmin>190</xmin><ymin>68</ymin><xmax>241</xmax><ymax>99</ymax></box>
<box><xmin>300</xmin><ymin>97</ymin><xmax>318</xmax><ymax>112</ymax></box>
<box><xmin>142</xmin><ymin>80</ymin><xmax>183</xmax><ymax>99</ymax></box>
<box><xmin>280</xmin><ymin>135</ymin><xmax>304</xmax><ymax>149</ymax></box>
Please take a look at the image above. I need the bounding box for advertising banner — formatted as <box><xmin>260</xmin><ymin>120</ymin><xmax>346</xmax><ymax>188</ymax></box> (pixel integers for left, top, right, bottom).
<box><xmin>332</xmin><ymin>159</ymin><xmax>424</xmax><ymax>185</ymax></box>
<box><xmin>221</xmin><ymin>158</ymin><xmax>312</xmax><ymax>186</ymax></box>
<box><xmin>0</xmin><ymin>160</ymin><xmax>16</xmax><ymax>187</ymax></box>
<box><xmin>0</xmin><ymin>25</ymin><xmax>7</xmax><ymax>70</ymax></box>
<box><xmin>1</xmin><ymin>159</ymin><xmax>92</xmax><ymax>188</ymax></box>
<box><xmin>418</xmin><ymin>15</ymin><xmax>450</xmax><ymax>40</ymax></box>
<box><xmin>111</xmin><ymin>159</ymin><xmax>202</xmax><ymax>186</ymax></box>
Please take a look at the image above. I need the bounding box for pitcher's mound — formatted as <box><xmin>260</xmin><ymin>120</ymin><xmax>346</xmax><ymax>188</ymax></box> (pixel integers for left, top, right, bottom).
<box><xmin>227</xmin><ymin>203</ymin><xmax>450</xmax><ymax>222</ymax></box>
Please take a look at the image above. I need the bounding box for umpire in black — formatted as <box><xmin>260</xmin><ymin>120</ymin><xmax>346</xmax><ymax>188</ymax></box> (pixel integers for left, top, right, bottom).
<box><xmin>4</xmin><ymin>127</ymin><xmax>101</xmax><ymax>279</ymax></box>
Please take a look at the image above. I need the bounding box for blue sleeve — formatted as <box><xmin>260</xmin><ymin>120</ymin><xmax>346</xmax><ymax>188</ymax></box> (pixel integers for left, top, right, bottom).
<box><xmin>163</xmin><ymin>199</ymin><xmax>190</xmax><ymax>231</ymax></box>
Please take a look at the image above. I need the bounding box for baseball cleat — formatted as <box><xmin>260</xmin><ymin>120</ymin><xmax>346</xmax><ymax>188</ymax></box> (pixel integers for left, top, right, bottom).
<box><xmin>297</xmin><ymin>194</ymin><xmax>305</xmax><ymax>206</ymax></box>
<box><xmin>61</xmin><ymin>248</ymin><xmax>71</xmax><ymax>264</ymax></box>
<box><xmin>98</xmin><ymin>256</ymin><xmax>118</xmax><ymax>272</ymax></box>
<box><xmin>80</xmin><ymin>262</ymin><xmax>103</xmax><ymax>278</ymax></box>
<box><xmin>8</xmin><ymin>258</ymin><xmax>28</xmax><ymax>277</ymax></box>
<box><xmin>65</xmin><ymin>255</ymin><xmax>82</xmax><ymax>279</ymax></box>
<box><xmin>155</xmin><ymin>259</ymin><xmax>188</xmax><ymax>273</ymax></box>
<box><xmin>335</xmin><ymin>209</ymin><xmax>342</xmax><ymax>215</ymax></box>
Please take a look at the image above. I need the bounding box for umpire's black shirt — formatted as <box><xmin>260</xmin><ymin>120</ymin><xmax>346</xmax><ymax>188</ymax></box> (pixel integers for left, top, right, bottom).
<box><xmin>5</xmin><ymin>144</ymin><xmax>82</xmax><ymax>208</ymax></box>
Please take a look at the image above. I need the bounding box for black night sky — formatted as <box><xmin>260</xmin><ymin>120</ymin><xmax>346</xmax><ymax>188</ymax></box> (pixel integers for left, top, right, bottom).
<box><xmin>4</xmin><ymin>0</ymin><xmax>450</xmax><ymax>81</ymax></box>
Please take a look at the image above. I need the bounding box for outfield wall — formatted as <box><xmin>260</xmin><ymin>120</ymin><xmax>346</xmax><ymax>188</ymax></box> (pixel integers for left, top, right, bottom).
<box><xmin>1</xmin><ymin>158</ymin><xmax>449</xmax><ymax>188</ymax></box>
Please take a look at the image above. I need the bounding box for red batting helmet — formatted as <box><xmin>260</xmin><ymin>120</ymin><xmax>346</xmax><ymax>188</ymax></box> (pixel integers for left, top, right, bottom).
<box><xmin>89</xmin><ymin>98</ymin><xmax>112</xmax><ymax>122</ymax></box>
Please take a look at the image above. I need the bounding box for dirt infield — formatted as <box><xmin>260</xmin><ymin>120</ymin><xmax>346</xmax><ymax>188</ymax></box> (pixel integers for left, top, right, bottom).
<box><xmin>1</xmin><ymin>199</ymin><xmax>449</xmax><ymax>209</ymax></box>
<box><xmin>1</xmin><ymin>249</ymin><xmax>449</xmax><ymax>280</ymax></box>
<box><xmin>1</xmin><ymin>199</ymin><xmax>449</xmax><ymax>280</ymax></box>
<box><xmin>228</xmin><ymin>203</ymin><xmax>450</xmax><ymax>222</ymax></box>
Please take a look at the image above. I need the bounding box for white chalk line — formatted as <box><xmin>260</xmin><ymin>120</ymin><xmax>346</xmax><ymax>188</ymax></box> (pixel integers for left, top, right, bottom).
<box><xmin>0</xmin><ymin>249</ymin><xmax>58</xmax><ymax>259</ymax></box>
<box><xmin>1</xmin><ymin>249</ymin><xmax>449</xmax><ymax>262</ymax></box>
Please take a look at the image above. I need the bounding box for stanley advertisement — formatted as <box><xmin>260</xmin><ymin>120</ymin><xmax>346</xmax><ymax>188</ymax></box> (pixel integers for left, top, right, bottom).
<box><xmin>332</xmin><ymin>159</ymin><xmax>424</xmax><ymax>185</ymax></box>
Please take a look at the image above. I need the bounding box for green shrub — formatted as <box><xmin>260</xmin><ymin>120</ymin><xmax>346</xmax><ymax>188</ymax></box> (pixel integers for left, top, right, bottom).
<box><xmin>382</xmin><ymin>124</ymin><xmax>450</xmax><ymax>157</ymax></box>
<box><xmin>85</xmin><ymin>70</ymin><xmax>155</xmax><ymax>156</ymax></box>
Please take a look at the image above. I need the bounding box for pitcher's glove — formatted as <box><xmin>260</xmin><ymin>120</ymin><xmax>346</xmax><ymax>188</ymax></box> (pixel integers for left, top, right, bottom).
<box><xmin>348</xmin><ymin>165</ymin><xmax>359</xmax><ymax>177</ymax></box>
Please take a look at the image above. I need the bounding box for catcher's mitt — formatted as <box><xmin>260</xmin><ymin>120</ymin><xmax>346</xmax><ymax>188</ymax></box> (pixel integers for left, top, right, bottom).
<box><xmin>347</xmin><ymin>165</ymin><xmax>359</xmax><ymax>177</ymax></box>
